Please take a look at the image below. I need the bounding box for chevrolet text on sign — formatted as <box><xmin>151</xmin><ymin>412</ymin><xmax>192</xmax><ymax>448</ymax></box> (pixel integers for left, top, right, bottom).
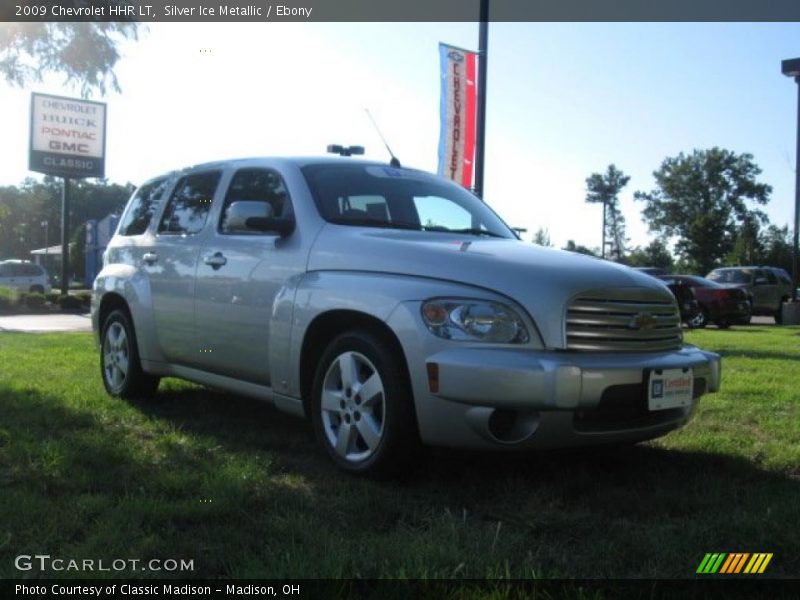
<box><xmin>29</xmin><ymin>92</ymin><xmax>107</xmax><ymax>179</ymax></box>
<box><xmin>436</xmin><ymin>43</ymin><xmax>477</xmax><ymax>189</ymax></box>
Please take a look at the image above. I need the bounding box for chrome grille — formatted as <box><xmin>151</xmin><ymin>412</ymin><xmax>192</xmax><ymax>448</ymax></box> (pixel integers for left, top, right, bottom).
<box><xmin>566</xmin><ymin>292</ymin><xmax>682</xmax><ymax>352</ymax></box>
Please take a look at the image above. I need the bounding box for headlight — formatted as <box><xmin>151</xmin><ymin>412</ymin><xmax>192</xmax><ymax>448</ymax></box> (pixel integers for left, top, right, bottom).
<box><xmin>421</xmin><ymin>299</ymin><xmax>529</xmax><ymax>343</ymax></box>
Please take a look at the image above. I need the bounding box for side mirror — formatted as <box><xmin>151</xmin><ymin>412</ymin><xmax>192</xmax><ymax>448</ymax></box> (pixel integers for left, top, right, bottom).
<box><xmin>224</xmin><ymin>201</ymin><xmax>274</xmax><ymax>232</ymax></box>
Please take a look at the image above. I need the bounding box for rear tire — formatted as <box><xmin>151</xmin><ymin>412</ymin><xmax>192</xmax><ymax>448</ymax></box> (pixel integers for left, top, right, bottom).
<box><xmin>688</xmin><ymin>308</ymin><xmax>708</xmax><ymax>329</ymax></box>
<box><xmin>311</xmin><ymin>330</ymin><xmax>419</xmax><ymax>476</ymax></box>
<box><xmin>100</xmin><ymin>309</ymin><xmax>160</xmax><ymax>399</ymax></box>
<box><xmin>775</xmin><ymin>299</ymin><xmax>787</xmax><ymax>325</ymax></box>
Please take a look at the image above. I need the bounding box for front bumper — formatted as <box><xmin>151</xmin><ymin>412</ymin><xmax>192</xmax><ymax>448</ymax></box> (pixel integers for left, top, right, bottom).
<box><xmin>416</xmin><ymin>344</ymin><xmax>720</xmax><ymax>450</ymax></box>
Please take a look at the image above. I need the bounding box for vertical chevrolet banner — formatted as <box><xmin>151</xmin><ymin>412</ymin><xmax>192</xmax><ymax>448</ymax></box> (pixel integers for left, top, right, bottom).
<box><xmin>437</xmin><ymin>43</ymin><xmax>477</xmax><ymax>189</ymax></box>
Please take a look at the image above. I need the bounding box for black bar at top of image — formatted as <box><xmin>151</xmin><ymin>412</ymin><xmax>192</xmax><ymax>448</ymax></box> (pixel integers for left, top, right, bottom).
<box><xmin>4</xmin><ymin>0</ymin><xmax>800</xmax><ymax>22</ymax></box>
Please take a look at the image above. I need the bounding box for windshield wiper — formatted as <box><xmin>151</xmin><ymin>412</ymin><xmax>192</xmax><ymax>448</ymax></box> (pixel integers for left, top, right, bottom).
<box><xmin>444</xmin><ymin>227</ymin><xmax>507</xmax><ymax>238</ymax></box>
<box><xmin>329</xmin><ymin>217</ymin><xmax>421</xmax><ymax>231</ymax></box>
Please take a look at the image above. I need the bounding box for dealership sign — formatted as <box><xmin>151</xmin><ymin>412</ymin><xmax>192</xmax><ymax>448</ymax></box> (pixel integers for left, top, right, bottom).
<box><xmin>29</xmin><ymin>92</ymin><xmax>106</xmax><ymax>179</ymax></box>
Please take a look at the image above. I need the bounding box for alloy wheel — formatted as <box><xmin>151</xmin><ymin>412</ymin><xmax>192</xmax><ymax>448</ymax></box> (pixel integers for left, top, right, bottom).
<box><xmin>320</xmin><ymin>350</ymin><xmax>386</xmax><ymax>463</ymax></box>
<box><xmin>102</xmin><ymin>321</ymin><xmax>130</xmax><ymax>394</ymax></box>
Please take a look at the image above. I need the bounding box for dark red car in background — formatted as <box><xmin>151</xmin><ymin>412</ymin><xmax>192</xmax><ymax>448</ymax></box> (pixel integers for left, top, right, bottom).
<box><xmin>658</xmin><ymin>275</ymin><xmax>751</xmax><ymax>328</ymax></box>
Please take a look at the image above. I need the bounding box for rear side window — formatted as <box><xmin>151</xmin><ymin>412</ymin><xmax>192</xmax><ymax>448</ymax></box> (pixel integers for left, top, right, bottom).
<box><xmin>158</xmin><ymin>171</ymin><xmax>222</xmax><ymax>235</ymax></box>
<box><xmin>118</xmin><ymin>178</ymin><xmax>170</xmax><ymax>236</ymax></box>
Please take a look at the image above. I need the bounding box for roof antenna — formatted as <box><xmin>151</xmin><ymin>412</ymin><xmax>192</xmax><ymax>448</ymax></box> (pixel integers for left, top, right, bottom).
<box><xmin>365</xmin><ymin>108</ymin><xmax>401</xmax><ymax>167</ymax></box>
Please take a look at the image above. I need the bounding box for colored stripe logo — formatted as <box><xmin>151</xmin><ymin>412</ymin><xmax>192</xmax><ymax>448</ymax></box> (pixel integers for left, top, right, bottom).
<box><xmin>697</xmin><ymin>553</ymin><xmax>773</xmax><ymax>574</ymax></box>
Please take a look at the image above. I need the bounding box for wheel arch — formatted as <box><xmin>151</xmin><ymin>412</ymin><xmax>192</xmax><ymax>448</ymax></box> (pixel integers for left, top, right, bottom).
<box><xmin>298</xmin><ymin>309</ymin><xmax>415</xmax><ymax>425</ymax></box>
<box><xmin>98</xmin><ymin>292</ymin><xmax>132</xmax><ymax>336</ymax></box>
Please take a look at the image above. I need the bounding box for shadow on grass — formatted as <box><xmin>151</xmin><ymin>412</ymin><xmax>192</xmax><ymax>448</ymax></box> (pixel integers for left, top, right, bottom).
<box><xmin>138</xmin><ymin>385</ymin><xmax>800</xmax><ymax>568</ymax></box>
<box><xmin>2</xmin><ymin>381</ymin><xmax>799</xmax><ymax>578</ymax></box>
<box><xmin>0</xmin><ymin>383</ymin><xmax>315</xmax><ymax>579</ymax></box>
<box><xmin>714</xmin><ymin>348</ymin><xmax>799</xmax><ymax>361</ymax></box>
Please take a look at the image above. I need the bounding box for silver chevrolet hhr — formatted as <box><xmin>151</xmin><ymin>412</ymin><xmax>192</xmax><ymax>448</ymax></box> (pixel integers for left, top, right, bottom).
<box><xmin>92</xmin><ymin>156</ymin><xmax>721</xmax><ymax>475</ymax></box>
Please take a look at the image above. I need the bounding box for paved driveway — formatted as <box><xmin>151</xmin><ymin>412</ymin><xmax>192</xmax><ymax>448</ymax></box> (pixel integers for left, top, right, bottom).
<box><xmin>0</xmin><ymin>313</ymin><xmax>92</xmax><ymax>333</ymax></box>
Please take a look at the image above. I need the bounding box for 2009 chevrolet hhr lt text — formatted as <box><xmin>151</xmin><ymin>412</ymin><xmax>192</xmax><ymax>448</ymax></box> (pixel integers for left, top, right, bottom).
<box><xmin>92</xmin><ymin>157</ymin><xmax>721</xmax><ymax>475</ymax></box>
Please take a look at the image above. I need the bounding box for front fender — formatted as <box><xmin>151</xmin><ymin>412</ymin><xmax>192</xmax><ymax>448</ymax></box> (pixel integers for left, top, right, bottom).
<box><xmin>278</xmin><ymin>271</ymin><xmax>538</xmax><ymax>399</ymax></box>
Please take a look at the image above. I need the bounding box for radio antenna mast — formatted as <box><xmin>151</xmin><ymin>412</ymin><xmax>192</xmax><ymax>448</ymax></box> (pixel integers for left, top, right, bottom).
<box><xmin>365</xmin><ymin>108</ymin><xmax>401</xmax><ymax>167</ymax></box>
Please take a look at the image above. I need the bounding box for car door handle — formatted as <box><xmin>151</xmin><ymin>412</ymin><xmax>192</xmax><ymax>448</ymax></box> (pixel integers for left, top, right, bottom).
<box><xmin>203</xmin><ymin>252</ymin><xmax>227</xmax><ymax>269</ymax></box>
<box><xmin>142</xmin><ymin>252</ymin><xmax>158</xmax><ymax>265</ymax></box>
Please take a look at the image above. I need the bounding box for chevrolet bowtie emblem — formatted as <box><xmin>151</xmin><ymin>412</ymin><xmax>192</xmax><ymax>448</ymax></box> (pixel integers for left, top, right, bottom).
<box><xmin>629</xmin><ymin>312</ymin><xmax>658</xmax><ymax>330</ymax></box>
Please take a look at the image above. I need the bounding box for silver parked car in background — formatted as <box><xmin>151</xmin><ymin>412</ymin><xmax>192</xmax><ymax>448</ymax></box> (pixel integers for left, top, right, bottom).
<box><xmin>0</xmin><ymin>260</ymin><xmax>51</xmax><ymax>294</ymax></box>
<box><xmin>93</xmin><ymin>157</ymin><xmax>721</xmax><ymax>474</ymax></box>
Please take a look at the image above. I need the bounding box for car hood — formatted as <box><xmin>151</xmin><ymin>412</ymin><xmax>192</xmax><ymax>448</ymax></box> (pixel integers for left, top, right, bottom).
<box><xmin>308</xmin><ymin>226</ymin><xmax>674</xmax><ymax>347</ymax></box>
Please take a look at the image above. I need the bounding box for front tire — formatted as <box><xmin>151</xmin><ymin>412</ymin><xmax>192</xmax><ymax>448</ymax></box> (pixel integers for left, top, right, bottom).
<box><xmin>100</xmin><ymin>309</ymin><xmax>160</xmax><ymax>399</ymax></box>
<box><xmin>311</xmin><ymin>331</ymin><xmax>419</xmax><ymax>476</ymax></box>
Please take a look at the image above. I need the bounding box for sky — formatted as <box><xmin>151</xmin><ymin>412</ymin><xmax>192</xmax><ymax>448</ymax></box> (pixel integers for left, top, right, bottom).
<box><xmin>2</xmin><ymin>21</ymin><xmax>800</xmax><ymax>252</ymax></box>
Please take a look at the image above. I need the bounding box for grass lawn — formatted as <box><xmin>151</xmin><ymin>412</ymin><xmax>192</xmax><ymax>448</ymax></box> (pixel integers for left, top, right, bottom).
<box><xmin>0</xmin><ymin>326</ymin><xmax>798</xmax><ymax>579</ymax></box>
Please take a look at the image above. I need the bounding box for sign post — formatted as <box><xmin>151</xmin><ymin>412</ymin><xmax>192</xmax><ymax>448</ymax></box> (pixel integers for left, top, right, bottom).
<box><xmin>29</xmin><ymin>92</ymin><xmax>107</xmax><ymax>295</ymax></box>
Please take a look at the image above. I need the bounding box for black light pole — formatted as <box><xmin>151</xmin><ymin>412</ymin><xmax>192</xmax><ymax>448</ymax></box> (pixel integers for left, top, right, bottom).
<box><xmin>601</xmin><ymin>202</ymin><xmax>607</xmax><ymax>259</ymax></box>
<box><xmin>473</xmin><ymin>0</ymin><xmax>489</xmax><ymax>199</ymax></box>
<box><xmin>782</xmin><ymin>58</ymin><xmax>800</xmax><ymax>304</ymax></box>
<box><xmin>61</xmin><ymin>178</ymin><xmax>70</xmax><ymax>296</ymax></box>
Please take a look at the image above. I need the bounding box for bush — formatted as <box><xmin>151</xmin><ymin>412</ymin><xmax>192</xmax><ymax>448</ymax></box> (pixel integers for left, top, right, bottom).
<box><xmin>24</xmin><ymin>292</ymin><xmax>47</xmax><ymax>310</ymax></box>
<box><xmin>74</xmin><ymin>291</ymin><xmax>92</xmax><ymax>308</ymax></box>
<box><xmin>58</xmin><ymin>294</ymin><xmax>84</xmax><ymax>311</ymax></box>
<box><xmin>0</xmin><ymin>287</ymin><xmax>19</xmax><ymax>311</ymax></box>
<box><xmin>46</xmin><ymin>292</ymin><xmax>60</xmax><ymax>304</ymax></box>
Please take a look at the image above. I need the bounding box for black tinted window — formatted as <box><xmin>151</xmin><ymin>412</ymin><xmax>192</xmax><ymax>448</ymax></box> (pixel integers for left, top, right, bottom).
<box><xmin>219</xmin><ymin>168</ymin><xmax>290</xmax><ymax>234</ymax></box>
<box><xmin>20</xmin><ymin>263</ymin><xmax>42</xmax><ymax>276</ymax></box>
<box><xmin>302</xmin><ymin>164</ymin><xmax>514</xmax><ymax>238</ymax></box>
<box><xmin>119</xmin><ymin>178</ymin><xmax>170</xmax><ymax>236</ymax></box>
<box><xmin>158</xmin><ymin>171</ymin><xmax>221</xmax><ymax>235</ymax></box>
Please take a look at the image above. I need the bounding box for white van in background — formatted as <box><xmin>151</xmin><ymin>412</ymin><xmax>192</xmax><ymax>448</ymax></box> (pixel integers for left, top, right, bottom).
<box><xmin>0</xmin><ymin>260</ymin><xmax>51</xmax><ymax>294</ymax></box>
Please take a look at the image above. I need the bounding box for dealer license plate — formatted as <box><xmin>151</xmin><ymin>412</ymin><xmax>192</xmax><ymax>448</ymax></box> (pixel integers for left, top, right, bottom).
<box><xmin>648</xmin><ymin>368</ymin><xmax>693</xmax><ymax>411</ymax></box>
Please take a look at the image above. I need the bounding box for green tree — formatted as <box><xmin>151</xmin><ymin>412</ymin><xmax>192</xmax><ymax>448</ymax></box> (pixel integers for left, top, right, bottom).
<box><xmin>0</xmin><ymin>177</ymin><xmax>132</xmax><ymax>261</ymax></box>
<box><xmin>532</xmin><ymin>227</ymin><xmax>552</xmax><ymax>247</ymax></box>
<box><xmin>562</xmin><ymin>240</ymin><xmax>598</xmax><ymax>257</ymax></box>
<box><xmin>624</xmin><ymin>239</ymin><xmax>675</xmax><ymax>271</ymax></box>
<box><xmin>635</xmin><ymin>148</ymin><xmax>771</xmax><ymax>275</ymax></box>
<box><xmin>0</xmin><ymin>13</ymin><xmax>139</xmax><ymax>96</ymax></box>
<box><xmin>757</xmin><ymin>224</ymin><xmax>794</xmax><ymax>273</ymax></box>
<box><xmin>724</xmin><ymin>215</ymin><xmax>762</xmax><ymax>266</ymax></box>
<box><xmin>585</xmin><ymin>164</ymin><xmax>630</xmax><ymax>261</ymax></box>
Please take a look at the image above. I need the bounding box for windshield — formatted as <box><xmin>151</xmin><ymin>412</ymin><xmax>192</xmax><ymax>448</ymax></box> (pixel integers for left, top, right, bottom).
<box><xmin>707</xmin><ymin>269</ymin><xmax>752</xmax><ymax>284</ymax></box>
<box><xmin>302</xmin><ymin>163</ymin><xmax>516</xmax><ymax>239</ymax></box>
